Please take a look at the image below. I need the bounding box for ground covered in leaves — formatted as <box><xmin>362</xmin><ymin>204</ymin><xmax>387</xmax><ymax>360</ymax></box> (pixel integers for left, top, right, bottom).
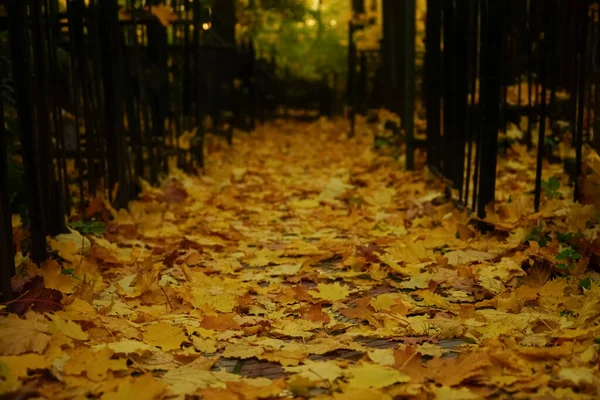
<box><xmin>3</xmin><ymin>119</ymin><xmax>600</xmax><ymax>399</ymax></box>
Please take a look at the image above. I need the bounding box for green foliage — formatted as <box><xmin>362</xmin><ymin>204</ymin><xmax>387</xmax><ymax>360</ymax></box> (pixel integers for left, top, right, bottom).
<box><xmin>541</xmin><ymin>176</ymin><xmax>561</xmax><ymax>199</ymax></box>
<box><xmin>525</xmin><ymin>226</ymin><xmax>552</xmax><ymax>247</ymax></box>
<box><xmin>544</xmin><ymin>136</ymin><xmax>558</xmax><ymax>150</ymax></box>
<box><xmin>555</xmin><ymin>246</ymin><xmax>581</xmax><ymax>271</ymax></box>
<box><xmin>579</xmin><ymin>277</ymin><xmax>592</xmax><ymax>290</ymax></box>
<box><xmin>433</xmin><ymin>244</ymin><xmax>450</xmax><ymax>255</ymax></box>
<box><xmin>560</xmin><ymin>310</ymin><xmax>574</xmax><ymax>317</ymax></box>
<box><xmin>238</xmin><ymin>0</ymin><xmax>351</xmax><ymax>80</ymax></box>
<box><xmin>71</xmin><ymin>220</ymin><xmax>107</xmax><ymax>235</ymax></box>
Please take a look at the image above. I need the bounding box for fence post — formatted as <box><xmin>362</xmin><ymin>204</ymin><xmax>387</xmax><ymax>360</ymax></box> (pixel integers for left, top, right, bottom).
<box><xmin>98</xmin><ymin>0</ymin><xmax>134</xmax><ymax>207</ymax></box>
<box><xmin>534</xmin><ymin>0</ymin><xmax>556</xmax><ymax>211</ymax></box>
<box><xmin>451</xmin><ymin>0</ymin><xmax>469</xmax><ymax>195</ymax></box>
<box><xmin>192</xmin><ymin>0</ymin><xmax>205</xmax><ymax>168</ymax></box>
<box><xmin>347</xmin><ymin>22</ymin><xmax>357</xmax><ymax>137</ymax></box>
<box><xmin>574</xmin><ymin>0</ymin><xmax>590</xmax><ymax>202</ymax></box>
<box><xmin>400</xmin><ymin>0</ymin><xmax>416</xmax><ymax>170</ymax></box>
<box><xmin>425</xmin><ymin>0</ymin><xmax>442</xmax><ymax>170</ymax></box>
<box><xmin>477</xmin><ymin>0</ymin><xmax>506</xmax><ymax>218</ymax></box>
<box><xmin>6</xmin><ymin>0</ymin><xmax>48</xmax><ymax>263</ymax></box>
<box><xmin>0</xmin><ymin>83</ymin><xmax>14</xmax><ymax>302</ymax></box>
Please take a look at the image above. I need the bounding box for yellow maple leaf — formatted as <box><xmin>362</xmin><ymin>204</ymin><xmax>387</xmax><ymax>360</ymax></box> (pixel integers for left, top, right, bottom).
<box><xmin>192</xmin><ymin>336</ymin><xmax>218</xmax><ymax>354</ymax></box>
<box><xmin>309</xmin><ymin>282</ymin><xmax>350</xmax><ymax>302</ymax></box>
<box><xmin>191</xmin><ymin>289</ymin><xmax>238</xmax><ymax>313</ymax></box>
<box><xmin>415</xmin><ymin>342</ymin><xmax>446</xmax><ymax>358</ymax></box>
<box><xmin>0</xmin><ymin>354</ymin><xmax>51</xmax><ymax>394</ymax></box>
<box><xmin>100</xmin><ymin>374</ymin><xmax>168</xmax><ymax>400</ymax></box>
<box><xmin>285</xmin><ymin>360</ymin><xmax>343</xmax><ymax>382</ymax></box>
<box><xmin>58</xmin><ymin>298</ymin><xmax>96</xmax><ymax>321</ymax></box>
<box><xmin>64</xmin><ymin>347</ymin><xmax>128</xmax><ymax>382</ymax></box>
<box><xmin>557</xmin><ymin>367</ymin><xmax>596</xmax><ymax>386</ymax></box>
<box><xmin>47</xmin><ymin>313</ymin><xmax>89</xmax><ymax>341</ymax></box>
<box><xmin>370</xmin><ymin>293</ymin><xmax>401</xmax><ymax>311</ymax></box>
<box><xmin>430</xmin><ymin>385</ymin><xmax>480</xmax><ymax>399</ymax></box>
<box><xmin>39</xmin><ymin>259</ymin><xmax>74</xmax><ymax>293</ymax></box>
<box><xmin>332</xmin><ymin>388</ymin><xmax>393</xmax><ymax>400</ymax></box>
<box><xmin>344</xmin><ymin>363</ymin><xmax>410</xmax><ymax>388</ymax></box>
<box><xmin>222</xmin><ymin>344</ymin><xmax>264</xmax><ymax>359</ymax></box>
<box><xmin>143</xmin><ymin>322</ymin><xmax>187</xmax><ymax>351</ymax></box>
<box><xmin>163</xmin><ymin>367</ymin><xmax>240</xmax><ymax>394</ymax></box>
<box><xmin>368</xmin><ymin>349</ymin><xmax>395</xmax><ymax>366</ymax></box>
<box><xmin>94</xmin><ymin>339</ymin><xmax>155</xmax><ymax>355</ymax></box>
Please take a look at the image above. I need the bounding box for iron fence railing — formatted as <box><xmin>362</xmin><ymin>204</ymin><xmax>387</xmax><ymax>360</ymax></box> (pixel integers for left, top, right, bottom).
<box><xmin>350</xmin><ymin>0</ymin><xmax>600</xmax><ymax>220</ymax></box>
<box><xmin>0</xmin><ymin>0</ymin><xmax>335</xmax><ymax>301</ymax></box>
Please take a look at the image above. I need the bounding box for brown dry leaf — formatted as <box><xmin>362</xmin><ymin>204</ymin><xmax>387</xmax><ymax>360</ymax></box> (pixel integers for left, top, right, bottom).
<box><xmin>432</xmin><ymin>352</ymin><xmax>492</xmax><ymax>386</ymax></box>
<box><xmin>0</xmin><ymin>313</ymin><xmax>51</xmax><ymax>356</ymax></box>
<box><xmin>200</xmin><ymin>314</ymin><xmax>242</xmax><ymax>332</ymax></box>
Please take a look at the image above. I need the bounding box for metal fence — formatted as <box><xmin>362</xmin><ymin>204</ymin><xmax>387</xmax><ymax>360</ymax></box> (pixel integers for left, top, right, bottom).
<box><xmin>0</xmin><ymin>0</ymin><xmax>336</xmax><ymax>301</ymax></box>
<box><xmin>423</xmin><ymin>0</ymin><xmax>600</xmax><ymax>218</ymax></box>
<box><xmin>349</xmin><ymin>0</ymin><xmax>600</xmax><ymax>219</ymax></box>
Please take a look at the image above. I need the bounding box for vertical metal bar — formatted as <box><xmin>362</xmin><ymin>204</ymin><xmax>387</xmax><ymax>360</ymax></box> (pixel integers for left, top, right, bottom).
<box><xmin>193</xmin><ymin>0</ymin><xmax>205</xmax><ymax>168</ymax></box>
<box><xmin>0</xmin><ymin>88</ymin><xmax>15</xmax><ymax>301</ymax></box>
<box><xmin>534</xmin><ymin>0</ymin><xmax>554</xmax><ymax>212</ymax></box>
<box><xmin>526</xmin><ymin>0</ymin><xmax>534</xmax><ymax>150</ymax></box>
<box><xmin>6</xmin><ymin>0</ymin><xmax>48</xmax><ymax>263</ymax></box>
<box><xmin>425</xmin><ymin>0</ymin><xmax>442</xmax><ymax>170</ymax></box>
<box><xmin>442</xmin><ymin>0</ymin><xmax>455</xmax><ymax>179</ymax></box>
<box><xmin>67</xmin><ymin>0</ymin><xmax>86</xmax><ymax>211</ymax></box>
<box><xmin>46</xmin><ymin>0</ymin><xmax>69</xmax><ymax>222</ymax></box>
<box><xmin>402</xmin><ymin>0</ymin><xmax>416</xmax><ymax>170</ymax></box>
<box><xmin>453</xmin><ymin>0</ymin><xmax>469</xmax><ymax>196</ymax></box>
<box><xmin>348</xmin><ymin>22</ymin><xmax>356</xmax><ymax>138</ymax></box>
<box><xmin>472</xmin><ymin>0</ymin><xmax>483</xmax><ymax>211</ymax></box>
<box><xmin>31</xmin><ymin>0</ymin><xmax>57</xmax><ymax>235</ymax></box>
<box><xmin>477</xmin><ymin>0</ymin><xmax>505</xmax><ymax>218</ymax></box>
<box><xmin>575</xmin><ymin>0</ymin><xmax>590</xmax><ymax>201</ymax></box>
<box><xmin>98</xmin><ymin>0</ymin><xmax>133</xmax><ymax>207</ymax></box>
<box><xmin>464</xmin><ymin>0</ymin><xmax>480</xmax><ymax>206</ymax></box>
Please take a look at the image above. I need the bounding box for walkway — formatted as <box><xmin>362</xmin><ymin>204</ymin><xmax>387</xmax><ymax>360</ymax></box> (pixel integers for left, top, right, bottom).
<box><xmin>3</xmin><ymin>119</ymin><xmax>599</xmax><ymax>399</ymax></box>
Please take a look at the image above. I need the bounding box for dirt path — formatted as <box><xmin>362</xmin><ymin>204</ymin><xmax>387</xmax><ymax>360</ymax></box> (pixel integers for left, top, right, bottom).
<box><xmin>3</xmin><ymin>119</ymin><xmax>600</xmax><ymax>399</ymax></box>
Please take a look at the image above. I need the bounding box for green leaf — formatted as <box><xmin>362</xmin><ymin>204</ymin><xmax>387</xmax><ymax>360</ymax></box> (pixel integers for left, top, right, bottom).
<box><xmin>70</xmin><ymin>220</ymin><xmax>106</xmax><ymax>235</ymax></box>
<box><xmin>541</xmin><ymin>176</ymin><xmax>561</xmax><ymax>199</ymax></box>
<box><xmin>87</xmin><ymin>221</ymin><xmax>107</xmax><ymax>235</ymax></box>
<box><xmin>579</xmin><ymin>277</ymin><xmax>592</xmax><ymax>290</ymax></box>
<box><xmin>556</xmin><ymin>263</ymin><xmax>571</xmax><ymax>270</ymax></box>
<box><xmin>61</xmin><ymin>268</ymin><xmax>75</xmax><ymax>276</ymax></box>
<box><xmin>560</xmin><ymin>310</ymin><xmax>574</xmax><ymax>317</ymax></box>
<box><xmin>557</xmin><ymin>232</ymin><xmax>574</xmax><ymax>243</ymax></box>
<box><xmin>556</xmin><ymin>248</ymin><xmax>574</xmax><ymax>261</ymax></box>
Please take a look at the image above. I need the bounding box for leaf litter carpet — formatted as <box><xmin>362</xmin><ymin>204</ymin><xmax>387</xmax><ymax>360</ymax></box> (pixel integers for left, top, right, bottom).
<box><xmin>3</xmin><ymin>119</ymin><xmax>600</xmax><ymax>399</ymax></box>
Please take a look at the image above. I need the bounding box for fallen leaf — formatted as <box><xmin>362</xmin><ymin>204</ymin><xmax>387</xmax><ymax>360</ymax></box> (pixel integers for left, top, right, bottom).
<box><xmin>143</xmin><ymin>322</ymin><xmax>187</xmax><ymax>351</ymax></box>
<box><xmin>344</xmin><ymin>363</ymin><xmax>410</xmax><ymax>388</ymax></box>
